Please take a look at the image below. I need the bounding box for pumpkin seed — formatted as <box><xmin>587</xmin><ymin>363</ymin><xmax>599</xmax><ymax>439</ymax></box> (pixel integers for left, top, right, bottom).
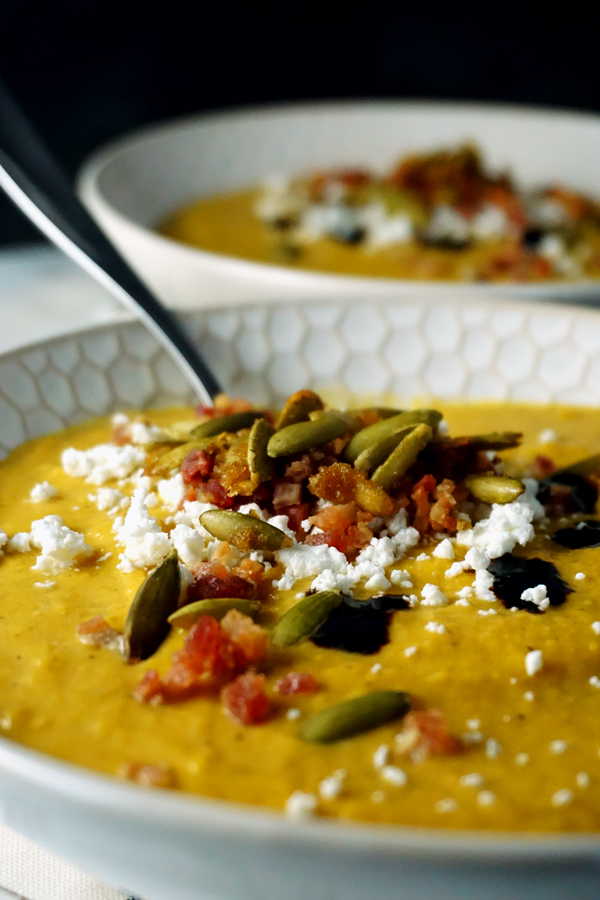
<box><xmin>160</xmin><ymin>420</ymin><xmax>201</xmax><ymax>442</ymax></box>
<box><xmin>267</xmin><ymin>415</ymin><xmax>348</xmax><ymax>458</ymax></box>
<box><xmin>146</xmin><ymin>439</ymin><xmax>214</xmax><ymax>477</ymax></box>
<box><xmin>431</xmin><ymin>431</ymin><xmax>522</xmax><ymax>452</ymax></box>
<box><xmin>248</xmin><ymin>418</ymin><xmax>275</xmax><ymax>484</ymax></box>
<box><xmin>124</xmin><ymin>551</ymin><xmax>180</xmax><ymax>663</ymax></box>
<box><xmin>343</xmin><ymin>409</ymin><xmax>442</xmax><ymax>464</ymax></box>
<box><xmin>464</xmin><ymin>473</ymin><xmax>525</xmax><ymax>505</ymax></box>
<box><xmin>353</xmin><ymin>425</ymin><xmax>415</xmax><ymax>474</ymax></box>
<box><xmin>191</xmin><ymin>411</ymin><xmax>264</xmax><ymax>439</ymax></box>
<box><xmin>199</xmin><ymin>509</ymin><xmax>293</xmax><ymax>552</ymax></box>
<box><xmin>372</xmin><ymin>423</ymin><xmax>433</xmax><ymax>490</ymax></box>
<box><xmin>168</xmin><ymin>597</ymin><xmax>261</xmax><ymax>628</ymax></box>
<box><xmin>299</xmin><ymin>690</ymin><xmax>412</xmax><ymax>744</ymax></box>
<box><xmin>271</xmin><ymin>591</ymin><xmax>343</xmax><ymax>648</ymax></box>
<box><xmin>276</xmin><ymin>390</ymin><xmax>324</xmax><ymax>430</ymax></box>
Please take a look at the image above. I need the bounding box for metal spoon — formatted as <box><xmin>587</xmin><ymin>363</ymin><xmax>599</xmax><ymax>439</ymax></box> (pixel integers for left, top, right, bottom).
<box><xmin>0</xmin><ymin>79</ymin><xmax>221</xmax><ymax>405</ymax></box>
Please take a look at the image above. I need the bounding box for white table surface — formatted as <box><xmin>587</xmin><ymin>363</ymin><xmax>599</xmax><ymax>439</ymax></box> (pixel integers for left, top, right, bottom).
<box><xmin>0</xmin><ymin>243</ymin><xmax>122</xmax><ymax>354</ymax></box>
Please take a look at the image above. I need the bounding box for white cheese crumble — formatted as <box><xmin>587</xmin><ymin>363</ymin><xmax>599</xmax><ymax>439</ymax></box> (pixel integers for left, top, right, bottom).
<box><xmin>318</xmin><ymin>769</ymin><xmax>346</xmax><ymax>800</ymax></box>
<box><xmin>114</xmin><ymin>488</ymin><xmax>172</xmax><ymax>572</ymax></box>
<box><xmin>0</xmin><ymin>530</ymin><xmax>7</xmax><ymax>557</ymax></box>
<box><xmin>466</xmin><ymin>719</ymin><xmax>480</xmax><ymax>730</ymax></box>
<box><xmin>62</xmin><ymin>443</ymin><xmax>146</xmax><ymax>485</ymax></box>
<box><xmin>90</xmin><ymin>487</ymin><xmax>129</xmax><ymax>515</ymax></box>
<box><xmin>284</xmin><ymin>791</ymin><xmax>318</xmax><ymax>819</ymax></box>
<box><xmin>415</xmin><ymin>552</ymin><xmax>430</xmax><ymax>562</ymax></box>
<box><xmin>456</xmin><ymin>480</ymin><xmax>543</xmax><ymax>560</ymax></box>
<box><xmin>170</xmin><ymin>523</ymin><xmax>207</xmax><ymax>568</ymax></box>
<box><xmin>576</xmin><ymin>772</ymin><xmax>590</xmax><ymax>788</ymax></box>
<box><xmin>404</xmin><ymin>646</ymin><xmax>417</xmax><ymax>657</ymax></box>
<box><xmin>477</xmin><ymin>790</ymin><xmax>496</xmax><ymax>807</ymax></box>
<box><xmin>286</xmin><ymin>708</ymin><xmax>301</xmax><ymax>721</ymax></box>
<box><xmin>370</xmin><ymin>662</ymin><xmax>382</xmax><ymax>674</ymax></box>
<box><xmin>20</xmin><ymin>515</ymin><xmax>93</xmax><ymax>574</ymax></box>
<box><xmin>521</xmin><ymin>585</ymin><xmax>549</xmax><ymax>611</ymax></box>
<box><xmin>424</xmin><ymin>622</ymin><xmax>446</xmax><ymax>635</ymax></box>
<box><xmin>549</xmin><ymin>740</ymin><xmax>568</xmax><ymax>755</ymax></box>
<box><xmin>575</xmin><ymin>572</ymin><xmax>586</xmax><ymax>581</ymax></box>
<box><xmin>29</xmin><ymin>481</ymin><xmax>57</xmax><ymax>503</ymax></box>
<box><xmin>485</xmin><ymin>738</ymin><xmax>501</xmax><ymax>759</ymax></box>
<box><xmin>459</xmin><ymin>773</ymin><xmax>484</xmax><ymax>788</ymax></box>
<box><xmin>156</xmin><ymin>473</ymin><xmax>187</xmax><ymax>511</ymax></box>
<box><xmin>372</xmin><ymin>745</ymin><xmax>389</xmax><ymax>770</ymax></box>
<box><xmin>420</xmin><ymin>584</ymin><xmax>449</xmax><ymax>607</ymax></box>
<box><xmin>380</xmin><ymin>765</ymin><xmax>407</xmax><ymax>787</ymax></box>
<box><xmin>445</xmin><ymin>561</ymin><xmax>466</xmax><ymax>578</ymax></box>
<box><xmin>592</xmin><ymin>622</ymin><xmax>600</xmax><ymax>635</ymax></box>
<box><xmin>515</xmin><ymin>753</ymin><xmax>529</xmax><ymax>766</ymax></box>
<box><xmin>551</xmin><ymin>789</ymin><xmax>573</xmax><ymax>808</ymax></box>
<box><xmin>434</xmin><ymin>797</ymin><xmax>458</xmax><ymax>814</ymax></box>
<box><xmin>524</xmin><ymin>691</ymin><xmax>535</xmax><ymax>702</ymax></box>
<box><xmin>111</xmin><ymin>413</ymin><xmax>165</xmax><ymax>445</ymax></box>
<box><xmin>432</xmin><ymin>538</ymin><xmax>455</xmax><ymax>560</ymax></box>
<box><xmin>33</xmin><ymin>581</ymin><xmax>55</xmax><ymax>589</ymax></box>
<box><xmin>538</xmin><ymin>428</ymin><xmax>558</xmax><ymax>445</ymax></box>
<box><xmin>590</xmin><ymin>676</ymin><xmax>600</xmax><ymax>689</ymax></box>
<box><xmin>525</xmin><ymin>649</ymin><xmax>544</xmax><ymax>677</ymax></box>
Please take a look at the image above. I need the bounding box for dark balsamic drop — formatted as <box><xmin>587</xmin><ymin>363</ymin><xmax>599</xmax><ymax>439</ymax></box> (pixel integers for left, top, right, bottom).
<box><xmin>311</xmin><ymin>594</ymin><xmax>409</xmax><ymax>655</ymax></box>
<box><xmin>522</xmin><ymin>227</ymin><xmax>544</xmax><ymax>249</ymax></box>
<box><xmin>537</xmin><ymin>472</ymin><xmax>598</xmax><ymax>514</ymax></box>
<box><xmin>552</xmin><ymin>520</ymin><xmax>600</xmax><ymax>549</ymax></box>
<box><xmin>488</xmin><ymin>553</ymin><xmax>572</xmax><ymax>613</ymax></box>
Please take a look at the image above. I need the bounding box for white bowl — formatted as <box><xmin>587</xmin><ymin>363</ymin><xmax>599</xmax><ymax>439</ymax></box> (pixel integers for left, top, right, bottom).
<box><xmin>2</xmin><ymin>293</ymin><xmax>600</xmax><ymax>900</ymax></box>
<box><xmin>77</xmin><ymin>100</ymin><xmax>600</xmax><ymax>310</ymax></box>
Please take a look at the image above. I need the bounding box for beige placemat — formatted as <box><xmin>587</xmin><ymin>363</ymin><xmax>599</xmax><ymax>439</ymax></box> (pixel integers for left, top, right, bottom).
<box><xmin>0</xmin><ymin>824</ymin><xmax>139</xmax><ymax>900</ymax></box>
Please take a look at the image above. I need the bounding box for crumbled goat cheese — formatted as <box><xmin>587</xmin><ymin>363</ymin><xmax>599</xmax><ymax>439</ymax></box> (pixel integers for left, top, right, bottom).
<box><xmin>0</xmin><ymin>530</ymin><xmax>7</xmax><ymax>556</ymax></box>
<box><xmin>474</xmin><ymin>568</ymin><xmax>496</xmax><ymax>602</ymax></box>
<box><xmin>29</xmin><ymin>481</ymin><xmax>57</xmax><ymax>503</ymax></box>
<box><xmin>471</xmin><ymin>203</ymin><xmax>510</xmax><ymax>239</ymax></box>
<box><xmin>20</xmin><ymin>515</ymin><xmax>93</xmax><ymax>574</ymax></box>
<box><xmin>477</xmin><ymin>790</ymin><xmax>497</xmax><ymax>807</ymax></box>
<box><xmin>590</xmin><ymin>676</ymin><xmax>600</xmax><ymax>689</ymax></box>
<box><xmin>550</xmin><ymin>740</ymin><xmax>568</xmax><ymax>755</ymax></box>
<box><xmin>157</xmin><ymin>473</ymin><xmax>187</xmax><ymax>511</ymax></box>
<box><xmin>90</xmin><ymin>487</ymin><xmax>129</xmax><ymax>515</ymax></box>
<box><xmin>485</xmin><ymin>738</ymin><xmax>501</xmax><ymax>759</ymax></box>
<box><xmin>538</xmin><ymin>428</ymin><xmax>558</xmax><ymax>445</ymax></box>
<box><xmin>286</xmin><ymin>708</ymin><xmax>301</xmax><ymax>721</ymax></box>
<box><xmin>539</xmin><ymin>234</ymin><xmax>581</xmax><ymax>276</ymax></box>
<box><xmin>478</xmin><ymin>609</ymin><xmax>497</xmax><ymax>616</ymax></box>
<box><xmin>466</xmin><ymin>719</ymin><xmax>480</xmax><ymax>730</ymax></box>
<box><xmin>380</xmin><ymin>766</ymin><xmax>407</xmax><ymax>787</ymax></box>
<box><xmin>457</xmin><ymin>586</ymin><xmax>474</xmax><ymax>599</ymax></box>
<box><xmin>114</xmin><ymin>488</ymin><xmax>172</xmax><ymax>572</ymax></box>
<box><xmin>367</xmin><ymin>211</ymin><xmax>413</xmax><ymax>248</ymax></box>
<box><xmin>420</xmin><ymin>584</ymin><xmax>449</xmax><ymax>607</ymax></box>
<box><xmin>404</xmin><ymin>646</ymin><xmax>417</xmax><ymax>657</ymax></box>
<box><xmin>436</xmin><ymin>419</ymin><xmax>450</xmax><ymax>437</ymax></box>
<box><xmin>515</xmin><ymin>753</ymin><xmax>529</xmax><ymax>766</ymax></box>
<box><xmin>284</xmin><ymin>791</ymin><xmax>318</xmax><ymax>819</ymax></box>
<box><xmin>525</xmin><ymin>649</ymin><xmax>544</xmax><ymax>677</ymax></box>
<box><xmin>551</xmin><ymin>789</ymin><xmax>573</xmax><ymax>808</ymax></box>
<box><xmin>592</xmin><ymin>622</ymin><xmax>600</xmax><ymax>635</ymax></box>
<box><xmin>445</xmin><ymin>561</ymin><xmax>467</xmax><ymax>578</ymax></box>
<box><xmin>62</xmin><ymin>443</ymin><xmax>146</xmax><ymax>485</ymax></box>
<box><xmin>575</xmin><ymin>572</ymin><xmax>586</xmax><ymax>581</ymax></box>
<box><xmin>390</xmin><ymin>568</ymin><xmax>412</xmax><ymax>586</ymax></box>
<box><xmin>373</xmin><ymin>745</ymin><xmax>389</xmax><ymax>770</ymax></box>
<box><xmin>459</xmin><ymin>773</ymin><xmax>484</xmax><ymax>788</ymax></box>
<box><xmin>424</xmin><ymin>205</ymin><xmax>470</xmax><ymax>245</ymax></box>
<box><xmin>465</xmin><ymin>547</ymin><xmax>490</xmax><ymax>571</ymax></box>
<box><xmin>424</xmin><ymin>622</ymin><xmax>446</xmax><ymax>635</ymax></box>
<box><xmin>524</xmin><ymin>691</ymin><xmax>535</xmax><ymax>702</ymax></box>
<box><xmin>576</xmin><ymin>772</ymin><xmax>590</xmax><ymax>788</ymax></box>
<box><xmin>112</xmin><ymin>413</ymin><xmax>164</xmax><ymax>445</ymax></box>
<box><xmin>416</xmin><ymin>552</ymin><xmax>430</xmax><ymax>562</ymax></box>
<box><xmin>318</xmin><ymin>769</ymin><xmax>346</xmax><ymax>800</ymax></box>
<box><xmin>435</xmin><ymin>797</ymin><xmax>458</xmax><ymax>814</ymax></box>
<box><xmin>462</xmin><ymin>731</ymin><xmax>483</xmax><ymax>744</ymax></box>
<box><xmin>456</xmin><ymin>480</ymin><xmax>543</xmax><ymax>559</ymax></box>
<box><xmin>172</xmin><ymin>500</ymin><xmax>218</xmax><ymax>535</ymax></box>
<box><xmin>433</xmin><ymin>538</ymin><xmax>455</xmax><ymax>560</ymax></box>
<box><xmin>521</xmin><ymin>584</ymin><xmax>549</xmax><ymax>611</ymax></box>
<box><xmin>9</xmin><ymin>532</ymin><xmax>31</xmax><ymax>553</ymax></box>
<box><xmin>33</xmin><ymin>581</ymin><xmax>55</xmax><ymax>589</ymax></box>
<box><xmin>170</xmin><ymin>523</ymin><xmax>207</xmax><ymax>568</ymax></box>
<box><xmin>370</xmin><ymin>662</ymin><xmax>382</xmax><ymax>674</ymax></box>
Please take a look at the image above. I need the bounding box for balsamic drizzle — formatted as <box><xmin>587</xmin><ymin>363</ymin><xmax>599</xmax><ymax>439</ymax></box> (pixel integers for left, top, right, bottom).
<box><xmin>488</xmin><ymin>553</ymin><xmax>572</xmax><ymax>613</ymax></box>
<box><xmin>537</xmin><ymin>472</ymin><xmax>598</xmax><ymax>514</ymax></box>
<box><xmin>311</xmin><ymin>593</ymin><xmax>409</xmax><ymax>655</ymax></box>
<box><xmin>552</xmin><ymin>519</ymin><xmax>600</xmax><ymax>549</ymax></box>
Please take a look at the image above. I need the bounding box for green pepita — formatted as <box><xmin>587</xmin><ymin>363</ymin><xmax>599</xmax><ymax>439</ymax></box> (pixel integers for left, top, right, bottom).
<box><xmin>299</xmin><ymin>690</ymin><xmax>412</xmax><ymax>744</ymax></box>
<box><xmin>199</xmin><ymin>509</ymin><xmax>293</xmax><ymax>552</ymax></box>
<box><xmin>247</xmin><ymin>418</ymin><xmax>275</xmax><ymax>484</ymax></box>
<box><xmin>124</xmin><ymin>551</ymin><xmax>180</xmax><ymax>663</ymax></box>
<box><xmin>168</xmin><ymin>598</ymin><xmax>261</xmax><ymax>628</ymax></box>
<box><xmin>353</xmin><ymin>425</ymin><xmax>415</xmax><ymax>474</ymax></box>
<box><xmin>271</xmin><ymin>591</ymin><xmax>343</xmax><ymax>648</ymax></box>
<box><xmin>159</xmin><ymin>420</ymin><xmax>201</xmax><ymax>442</ymax></box>
<box><xmin>267</xmin><ymin>415</ymin><xmax>348</xmax><ymax>458</ymax></box>
<box><xmin>343</xmin><ymin>409</ymin><xmax>442</xmax><ymax>464</ymax></box>
<box><xmin>464</xmin><ymin>473</ymin><xmax>525</xmax><ymax>505</ymax></box>
<box><xmin>372</xmin><ymin>423</ymin><xmax>433</xmax><ymax>490</ymax></box>
<box><xmin>432</xmin><ymin>431</ymin><xmax>522</xmax><ymax>452</ymax></box>
<box><xmin>275</xmin><ymin>390</ymin><xmax>324</xmax><ymax>430</ymax></box>
<box><xmin>191</xmin><ymin>411</ymin><xmax>264</xmax><ymax>439</ymax></box>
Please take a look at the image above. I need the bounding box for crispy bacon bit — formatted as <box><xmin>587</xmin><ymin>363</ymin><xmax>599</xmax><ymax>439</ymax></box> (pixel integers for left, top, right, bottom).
<box><xmin>76</xmin><ymin>615</ymin><xmax>122</xmax><ymax>651</ymax></box>
<box><xmin>284</xmin><ymin>455</ymin><xmax>315</xmax><ymax>483</ymax></box>
<box><xmin>167</xmin><ymin>616</ymin><xmax>244</xmax><ymax>683</ymax></box>
<box><xmin>476</xmin><ymin>241</ymin><xmax>552</xmax><ymax>282</ymax></box>
<box><xmin>305</xmin><ymin>501</ymin><xmax>373</xmax><ymax>554</ymax></box>
<box><xmin>220</xmin><ymin>609</ymin><xmax>268</xmax><ymax>665</ymax></box>
<box><xmin>187</xmin><ymin>561</ymin><xmax>256</xmax><ymax>603</ymax></box>
<box><xmin>309</xmin><ymin>462</ymin><xmax>394</xmax><ymax>517</ymax></box>
<box><xmin>119</xmin><ymin>762</ymin><xmax>177</xmax><ymax>789</ymax></box>
<box><xmin>221</xmin><ymin>670</ymin><xmax>270</xmax><ymax>725</ymax></box>
<box><xmin>197</xmin><ymin>478</ymin><xmax>235</xmax><ymax>508</ymax></box>
<box><xmin>181</xmin><ymin>448</ymin><xmax>213</xmax><ymax>484</ymax></box>
<box><xmin>276</xmin><ymin>502</ymin><xmax>310</xmax><ymax>533</ymax></box>
<box><xmin>274</xmin><ymin>672</ymin><xmax>321</xmax><ymax>695</ymax></box>
<box><xmin>411</xmin><ymin>475</ymin><xmax>464</xmax><ymax>535</ymax></box>
<box><xmin>273</xmin><ymin>481</ymin><xmax>303</xmax><ymax>508</ymax></box>
<box><xmin>531</xmin><ymin>454</ymin><xmax>556</xmax><ymax>480</ymax></box>
<box><xmin>132</xmin><ymin>669</ymin><xmax>163</xmax><ymax>704</ymax></box>
<box><xmin>394</xmin><ymin>710</ymin><xmax>462</xmax><ymax>763</ymax></box>
<box><xmin>236</xmin><ymin>557</ymin><xmax>264</xmax><ymax>585</ymax></box>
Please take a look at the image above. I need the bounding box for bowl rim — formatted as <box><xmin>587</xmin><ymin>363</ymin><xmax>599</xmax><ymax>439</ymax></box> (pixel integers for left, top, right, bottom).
<box><xmin>3</xmin><ymin>304</ymin><xmax>600</xmax><ymax>862</ymax></box>
<box><xmin>77</xmin><ymin>98</ymin><xmax>600</xmax><ymax>302</ymax></box>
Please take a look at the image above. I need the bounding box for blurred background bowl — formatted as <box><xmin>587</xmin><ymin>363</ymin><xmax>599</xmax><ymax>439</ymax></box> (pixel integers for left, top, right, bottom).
<box><xmin>77</xmin><ymin>100</ymin><xmax>600</xmax><ymax>310</ymax></box>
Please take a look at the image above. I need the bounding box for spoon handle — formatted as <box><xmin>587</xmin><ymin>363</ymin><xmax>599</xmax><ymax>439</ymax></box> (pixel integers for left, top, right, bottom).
<box><xmin>0</xmin><ymin>81</ymin><xmax>221</xmax><ymax>405</ymax></box>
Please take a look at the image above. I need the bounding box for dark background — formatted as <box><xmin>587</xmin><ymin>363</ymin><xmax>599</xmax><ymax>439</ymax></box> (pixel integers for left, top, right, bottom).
<box><xmin>2</xmin><ymin>0</ymin><xmax>600</xmax><ymax>245</ymax></box>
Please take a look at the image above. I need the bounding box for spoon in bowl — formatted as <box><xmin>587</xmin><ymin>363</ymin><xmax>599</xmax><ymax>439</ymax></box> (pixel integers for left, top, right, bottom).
<box><xmin>0</xmin><ymin>79</ymin><xmax>221</xmax><ymax>406</ymax></box>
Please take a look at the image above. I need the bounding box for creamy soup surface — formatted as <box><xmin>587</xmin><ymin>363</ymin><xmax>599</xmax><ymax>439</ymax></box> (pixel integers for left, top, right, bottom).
<box><xmin>1</xmin><ymin>398</ymin><xmax>600</xmax><ymax>832</ymax></box>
